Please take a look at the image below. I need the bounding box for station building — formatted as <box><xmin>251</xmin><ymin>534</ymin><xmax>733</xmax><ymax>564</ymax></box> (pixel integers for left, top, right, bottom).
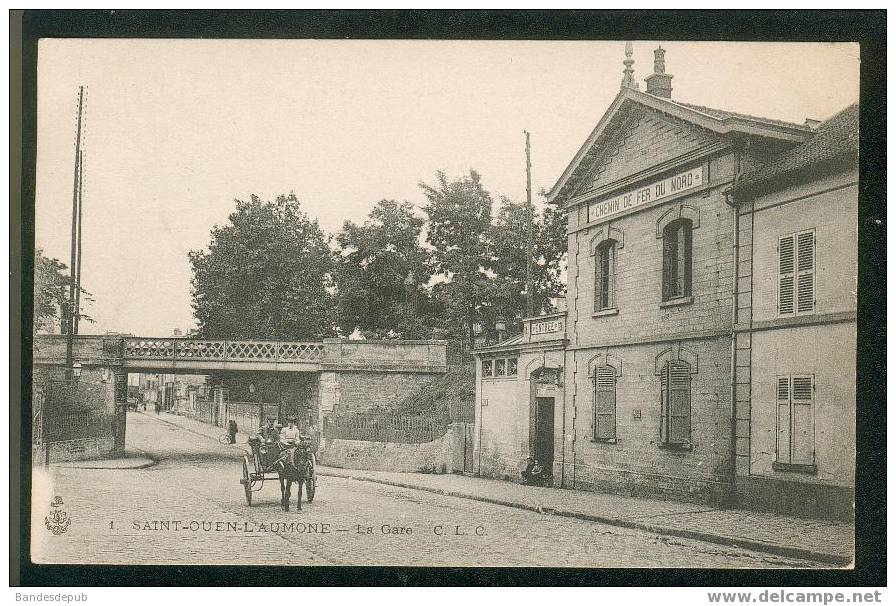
<box><xmin>473</xmin><ymin>44</ymin><xmax>857</xmax><ymax>519</ymax></box>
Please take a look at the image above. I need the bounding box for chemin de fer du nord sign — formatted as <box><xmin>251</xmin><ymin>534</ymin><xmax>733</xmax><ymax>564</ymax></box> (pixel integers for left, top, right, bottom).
<box><xmin>587</xmin><ymin>166</ymin><xmax>704</xmax><ymax>223</ymax></box>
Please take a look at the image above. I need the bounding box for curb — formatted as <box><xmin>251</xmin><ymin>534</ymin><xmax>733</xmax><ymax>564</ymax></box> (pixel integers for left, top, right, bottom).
<box><xmin>317</xmin><ymin>470</ymin><xmax>851</xmax><ymax>566</ymax></box>
<box><xmin>53</xmin><ymin>448</ymin><xmax>157</xmax><ymax>470</ymax></box>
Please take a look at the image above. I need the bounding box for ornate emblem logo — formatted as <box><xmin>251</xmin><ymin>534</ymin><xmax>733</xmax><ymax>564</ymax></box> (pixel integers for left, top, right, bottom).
<box><xmin>44</xmin><ymin>495</ymin><xmax>71</xmax><ymax>535</ymax></box>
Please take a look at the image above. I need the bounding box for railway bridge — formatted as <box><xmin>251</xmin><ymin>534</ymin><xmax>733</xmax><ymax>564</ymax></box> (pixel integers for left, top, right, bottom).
<box><xmin>31</xmin><ymin>334</ymin><xmax>448</xmax><ymax>461</ymax></box>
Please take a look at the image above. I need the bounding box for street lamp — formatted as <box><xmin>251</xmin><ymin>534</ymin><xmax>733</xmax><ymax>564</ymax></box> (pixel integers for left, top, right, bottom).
<box><xmin>495</xmin><ymin>316</ymin><xmax>507</xmax><ymax>343</ymax></box>
<box><xmin>472</xmin><ymin>321</ymin><xmax>486</xmax><ymax>350</ymax></box>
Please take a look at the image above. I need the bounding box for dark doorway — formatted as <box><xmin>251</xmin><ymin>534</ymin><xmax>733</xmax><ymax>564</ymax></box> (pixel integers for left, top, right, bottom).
<box><xmin>534</xmin><ymin>397</ymin><xmax>555</xmax><ymax>473</ymax></box>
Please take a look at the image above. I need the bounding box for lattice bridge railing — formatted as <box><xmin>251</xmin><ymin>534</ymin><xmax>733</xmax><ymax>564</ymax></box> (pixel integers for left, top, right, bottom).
<box><xmin>124</xmin><ymin>338</ymin><xmax>324</xmax><ymax>364</ymax></box>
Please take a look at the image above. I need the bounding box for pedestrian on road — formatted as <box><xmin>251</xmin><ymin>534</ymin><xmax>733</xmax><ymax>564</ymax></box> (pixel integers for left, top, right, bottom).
<box><xmin>305</xmin><ymin>416</ymin><xmax>320</xmax><ymax>454</ymax></box>
<box><xmin>227</xmin><ymin>419</ymin><xmax>238</xmax><ymax>444</ymax></box>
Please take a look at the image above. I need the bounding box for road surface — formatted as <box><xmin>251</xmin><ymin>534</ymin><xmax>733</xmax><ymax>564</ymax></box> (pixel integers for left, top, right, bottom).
<box><xmin>31</xmin><ymin>412</ymin><xmax>822</xmax><ymax>568</ymax></box>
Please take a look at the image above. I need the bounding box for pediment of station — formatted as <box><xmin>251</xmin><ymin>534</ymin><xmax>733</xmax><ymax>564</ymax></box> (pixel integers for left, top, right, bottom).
<box><xmin>569</xmin><ymin>105</ymin><xmax>723</xmax><ymax>200</ymax></box>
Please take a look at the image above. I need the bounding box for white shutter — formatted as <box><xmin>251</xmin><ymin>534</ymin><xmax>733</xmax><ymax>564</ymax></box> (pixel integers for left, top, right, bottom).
<box><xmin>668</xmin><ymin>363</ymin><xmax>691</xmax><ymax>444</ymax></box>
<box><xmin>776</xmin><ymin>376</ymin><xmax>791</xmax><ymax>464</ymax></box>
<box><xmin>594</xmin><ymin>366</ymin><xmax>616</xmax><ymax>440</ymax></box>
<box><xmin>778</xmin><ymin>235</ymin><xmax>795</xmax><ymax>315</ymax></box>
<box><xmin>791</xmin><ymin>375</ymin><xmax>815</xmax><ymax>465</ymax></box>
<box><xmin>660</xmin><ymin>369</ymin><xmax>669</xmax><ymax>444</ymax></box>
<box><xmin>796</xmin><ymin>231</ymin><xmax>815</xmax><ymax>313</ymax></box>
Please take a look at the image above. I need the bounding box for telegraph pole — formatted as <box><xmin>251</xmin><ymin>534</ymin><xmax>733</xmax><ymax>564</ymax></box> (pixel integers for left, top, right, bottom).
<box><xmin>524</xmin><ymin>131</ymin><xmax>534</xmax><ymax>318</ymax></box>
<box><xmin>73</xmin><ymin>149</ymin><xmax>84</xmax><ymax>334</ymax></box>
<box><xmin>65</xmin><ymin>85</ymin><xmax>85</xmax><ymax>377</ymax></box>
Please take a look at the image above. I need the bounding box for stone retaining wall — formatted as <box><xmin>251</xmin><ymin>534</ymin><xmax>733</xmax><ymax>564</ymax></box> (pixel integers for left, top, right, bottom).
<box><xmin>317</xmin><ymin>423</ymin><xmax>465</xmax><ymax>473</ymax></box>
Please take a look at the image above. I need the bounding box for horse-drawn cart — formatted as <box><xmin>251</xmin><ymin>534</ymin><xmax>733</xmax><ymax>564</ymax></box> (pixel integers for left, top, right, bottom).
<box><xmin>240</xmin><ymin>436</ymin><xmax>316</xmax><ymax>509</ymax></box>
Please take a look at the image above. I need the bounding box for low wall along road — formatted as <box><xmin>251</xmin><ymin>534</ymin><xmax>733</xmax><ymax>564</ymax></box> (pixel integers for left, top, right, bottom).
<box><xmin>318</xmin><ymin>423</ymin><xmax>467</xmax><ymax>473</ymax></box>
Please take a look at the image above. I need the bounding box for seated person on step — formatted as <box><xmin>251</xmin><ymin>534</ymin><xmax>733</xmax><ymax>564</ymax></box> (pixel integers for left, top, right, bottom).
<box><xmin>520</xmin><ymin>457</ymin><xmax>545</xmax><ymax>486</ymax></box>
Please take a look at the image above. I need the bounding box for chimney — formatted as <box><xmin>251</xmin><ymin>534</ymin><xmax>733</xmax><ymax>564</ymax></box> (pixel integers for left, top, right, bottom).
<box><xmin>644</xmin><ymin>46</ymin><xmax>673</xmax><ymax>98</ymax></box>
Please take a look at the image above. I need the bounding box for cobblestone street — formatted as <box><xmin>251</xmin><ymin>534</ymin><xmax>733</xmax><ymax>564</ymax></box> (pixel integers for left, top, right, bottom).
<box><xmin>31</xmin><ymin>412</ymin><xmax>824</xmax><ymax>568</ymax></box>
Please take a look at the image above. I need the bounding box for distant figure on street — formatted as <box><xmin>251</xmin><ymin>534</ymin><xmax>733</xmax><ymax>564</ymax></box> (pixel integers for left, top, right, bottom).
<box><xmin>155</xmin><ymin>402</ymin><xmax>161</xmax><ymax>416</ymax></box>
<box><xmin>305</xmin><ymin>416</ymin><xmax>320</xmax><ymax>454</ymax></box>
<box><xmin>227</xmin><ymin>419</ymin><xmax>238</xmax><ymax>444</ymax></box>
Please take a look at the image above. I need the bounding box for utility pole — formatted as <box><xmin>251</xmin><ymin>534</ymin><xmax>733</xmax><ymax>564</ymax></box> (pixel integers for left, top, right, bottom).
<box><xmin>65</xmin><ymin>85</ymin><xmax>85</xmax><ymax>378</ymax></box>
<box><xmin>73</xmin><ymin>149</ymin><xmax>84</xmax><ymax>334</ymax></box>
<box><xmin>524</xmin><ymin>131</ymin><xmax>534</xmax><ymax>318</ymax></box>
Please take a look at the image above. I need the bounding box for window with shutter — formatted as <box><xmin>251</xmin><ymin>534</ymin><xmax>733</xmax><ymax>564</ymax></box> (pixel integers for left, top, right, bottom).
<box><xmin>776</xmin><ymin>376</ymin><xmax>792</xmax><ymax>464</ymax></box>
<box><xmin>778</xmin><ymin>235</ymin><xmax>795</xmax><ymax>315</ymax></box>
<box><xmin>796</xmin><ymin>230</ymin><xmax>815</xmax><ymax>314</ymax></box>
<box><xmin>662</xmin><ymin>220</ymin><xmax>693</xmax><ymax>301</ymax></box>
<box><xmin>594</xmin><ymin>241</ymin><xmax>616</xmax><ymax>311</ymax></box>
<box><xmin>660</xmin><ymin>361</ymin><xmax>691</xmax><ymax>447</ymax></box>
<box><xmin>775</xmin><ymin>374</ymin><xmax>815</xmax><ymax>469</ymax></box>
<box><xmin>790</xmin><ymin>375</ymin><xmax>815</xmax><ymax>465</ymax></box>
<box><xmin>593</xmin><ymin>366</ymin><xmax>617</xmax><ymax>441</ymax></box>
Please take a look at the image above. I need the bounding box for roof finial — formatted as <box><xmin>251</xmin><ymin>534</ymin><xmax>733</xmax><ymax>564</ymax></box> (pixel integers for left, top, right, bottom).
<box><xmin>621</xmin><ymin>41</ymin><xmax>637</xmax><ymax>89</ymax></box>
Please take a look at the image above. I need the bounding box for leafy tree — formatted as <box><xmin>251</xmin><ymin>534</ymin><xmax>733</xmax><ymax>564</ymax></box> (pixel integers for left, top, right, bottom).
<box><xmin>189</xmin><ymin>193</ymin><xmax>335</xmax><ymax>340</ymax></box>
<box><xmin>420</xmin><ymin>170</ymin><xmax>493</xmax><ymax>345</ymax></box>
<box><xmin>478</xmin><ymin>199</ymin><xmax>568</xmax><ymax>338</ymax></box>
<box><xmin>33</xmin><ymin>248</ymin><xmax>93</xmax><ymax>334</ymax></box>
<box><xmin>334</xmin><ymin>199</ymin><xmax>431</xmax><ymax>337</ymax></box>
<box><xmin>480</xmin><ymin>198</ymin><xmax>530</xmax><ymax>334</ymax></box>
<box><xmin>536</xmin><ymin>201</ymin><xmax>568</xmax><ymax>303</ymax></box>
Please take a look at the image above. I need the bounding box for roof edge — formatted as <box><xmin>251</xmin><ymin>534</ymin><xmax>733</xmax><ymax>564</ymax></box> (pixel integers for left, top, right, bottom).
<box><xmin>727</xmin><ymin>152</ymin><xmax>858</xmax><ymax>203</ymax></box>
<box><xmin>547</xmin><ymin>88</ymin><xmax>813</xmax><ymax>207</ymax></box>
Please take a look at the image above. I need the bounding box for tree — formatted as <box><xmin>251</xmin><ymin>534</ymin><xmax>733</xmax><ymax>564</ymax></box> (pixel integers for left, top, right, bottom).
<box><xmin>189</xmin><ymin>193</ymin><xmax>335</xmax><ymax>340</ymax></box>
<box><xmin>479</xmin><ymin>199</ymin><xmax>568</xmax><ymax>338</ymax></box>
<box><xmin>535</xmin><ymin>201</ymin><xmax>568</xmax><ymax>304</ymax></box>
<box><xmin>420</xmin><ymin>170</ymin><xmax>493</xmax><ymax>345</ymax></box>
<box><xmin>334</xmin><ymin>200</ymin><xmax>431</xmax><ymax>337</ymax></box>
<box><xmin>33</xmin><ymin>248</ymin><xmax>93</xmax><ymax>334</ymax></box>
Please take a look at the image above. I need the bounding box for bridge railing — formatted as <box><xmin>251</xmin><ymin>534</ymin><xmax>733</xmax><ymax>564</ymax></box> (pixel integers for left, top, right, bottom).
<box><xmin>123</xmin><ymin>338</ymin><xmax>325</xmax><ymax>363</ymax></box>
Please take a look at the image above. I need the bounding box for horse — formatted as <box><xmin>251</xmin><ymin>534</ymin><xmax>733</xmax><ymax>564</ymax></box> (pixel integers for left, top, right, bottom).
<box><xmin>274</xmin><ymin>443</ymin><xmax>313</xmax><ymax>512</ymax></box>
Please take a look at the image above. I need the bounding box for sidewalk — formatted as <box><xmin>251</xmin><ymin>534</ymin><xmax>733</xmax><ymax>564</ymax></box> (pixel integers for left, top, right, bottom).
<box><xmin>149</xmin><ymin>411</ymin><xmax>854</xmax><ymax>566</ymax></box>
<box><xmin>52</xmin><ymin>449</ymin><xmax>155</xmax><ymax>470</ymax></box>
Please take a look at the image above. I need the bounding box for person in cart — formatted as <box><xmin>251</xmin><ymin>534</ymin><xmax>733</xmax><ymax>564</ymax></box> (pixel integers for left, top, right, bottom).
<box><xmin>257</xmin><ymin>417</ymin><xmax>280</xmax><ymax>444</ymax></box>
<box><xmin>251</xmin><ymin>418</ymin><xmax>281</xmax><ymax>470</ymax></box>
<box><xmin>279</xmin><ymin>416</ymin><xmax>302</xmax><ymax>449</ymax></box>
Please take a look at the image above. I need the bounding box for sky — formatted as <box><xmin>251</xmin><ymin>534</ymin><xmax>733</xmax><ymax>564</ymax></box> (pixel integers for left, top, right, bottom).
<box><xmin>34</xmin><ymin>40</ymin><xmax>860</xmax><ymax>336</ymax></box>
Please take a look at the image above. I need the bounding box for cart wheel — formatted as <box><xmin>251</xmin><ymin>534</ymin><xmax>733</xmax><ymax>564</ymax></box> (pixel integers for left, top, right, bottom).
<box><xmin>305</xmin><ymin>460</ymin><xmax>315</xmax><ymax>503</ymax></box>
<box><xmin>242</xmin><ymin>456</ymin><xmax>253</xmax><ymax>506</ymax></box>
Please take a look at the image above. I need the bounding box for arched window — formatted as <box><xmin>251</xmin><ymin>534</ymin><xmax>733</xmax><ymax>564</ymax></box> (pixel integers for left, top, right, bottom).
<box><xmin>594</xmin><ymin>240</ymin><xmax>617</xmax><ymax>311</ymax></box>
<box><xmin>593</xmin><ymin>365</ymin><xmax>617</xmax><ymax>441</ymax></box>
<box><xmin>659</xmin><ymin>360</ymin><xmax>691</xmax><ymax>447</ymax></box>
<box><xmin>662</xmin><ymin>219</ymin><xmax>693</xmax><ymax>301</ymax></box>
